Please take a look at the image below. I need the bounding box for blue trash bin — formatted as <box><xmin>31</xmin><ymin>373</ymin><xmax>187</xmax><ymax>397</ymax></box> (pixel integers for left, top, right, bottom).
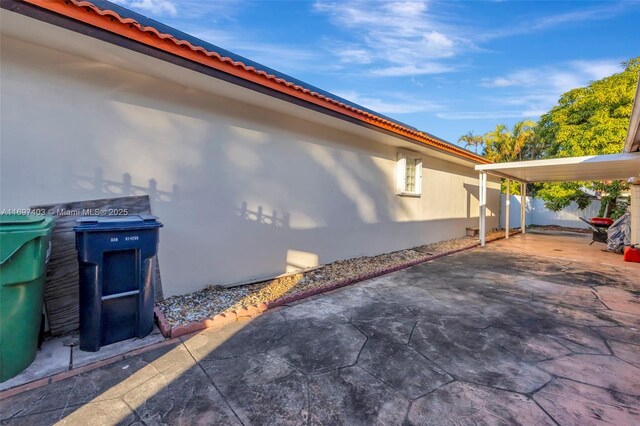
<box><xmin>74</xmin><ymin>215</ymin><xmax>163</xmax><ymax>352</ymax></box>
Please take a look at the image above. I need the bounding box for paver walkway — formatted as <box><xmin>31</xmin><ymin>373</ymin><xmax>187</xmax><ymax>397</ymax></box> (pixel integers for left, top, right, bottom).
<box><xmin>1</xmin><ymin>232</ymin><xmax>639</xmax><ymax>425</ymax></box>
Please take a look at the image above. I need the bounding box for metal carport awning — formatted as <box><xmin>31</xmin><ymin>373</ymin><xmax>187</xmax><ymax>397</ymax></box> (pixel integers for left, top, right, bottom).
<box><xmin>476</xmin><ymin>153</ymin><xmax>640</xmax><ymax>183</ymax></box>
<box><xmin>474</xmin><ymin>152</ymin><xmax>640</xmax><ymax>246</ymax></box>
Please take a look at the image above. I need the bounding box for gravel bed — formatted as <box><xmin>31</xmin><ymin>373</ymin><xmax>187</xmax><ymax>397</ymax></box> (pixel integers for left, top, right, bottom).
<box><xmin>158</xmin><ymin>230</ymin><xmax>507</xmax><ymax>326</ymax></box>
<box><xmin>528</xmin><ymin>224</ymin><xmax>590</xmax><ymax>234</ymax></box>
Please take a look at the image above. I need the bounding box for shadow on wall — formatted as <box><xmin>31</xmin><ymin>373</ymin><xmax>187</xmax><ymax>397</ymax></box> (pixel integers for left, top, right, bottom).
<box><xmin>63</xmin><ymin>142</ymin><xmax>491</xmax><ymax>291</ymax></box>
<box><xmin>72</xmin><ymin>168</ymin><xmax>180</xmax><ymax>204</ymax></box>
<box><xmin>43</xmin><ymin>109</ymin><xmax>496</xmax><ymax>290</ymax></box>
<box><xmin>236</xmin><ymin>202</ymin><xmax>289</xmax><ymax>228</ymax></box>
<box><xmin>2</xmin><ymin>41</ymin><xmax>497</xmax><ymax>292</ymax></box>
<box><xmin>464</xmin><ymin>183</ymin><xmax>479</xmax><ymax>220</ymax></box>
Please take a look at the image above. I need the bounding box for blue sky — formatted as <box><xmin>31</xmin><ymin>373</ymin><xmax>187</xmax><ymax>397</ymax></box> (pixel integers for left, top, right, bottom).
<box><xmin>112</xmin><ymin>0</ymin><xmax>640</xmax><ymax>147</ymax></box>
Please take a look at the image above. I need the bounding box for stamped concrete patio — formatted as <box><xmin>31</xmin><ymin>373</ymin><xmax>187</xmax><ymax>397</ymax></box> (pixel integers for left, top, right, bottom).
<box><xmin>1</xmin><ymin>232</ymin><xmax>639</xmax><ymax>425</ymax></box>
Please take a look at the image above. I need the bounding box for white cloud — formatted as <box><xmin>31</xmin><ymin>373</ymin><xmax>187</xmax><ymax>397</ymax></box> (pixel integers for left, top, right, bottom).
<box><xmin>490</xmin><ymin>77</ymin><xmax>519</xmax><ymax>88</ymax></box>
<box><xmin>411</xmin><ymin>77</ymin><xmax>424</xmax><ymax>88</ymax></box>
<box><xmin>384</xmin><ymin>1</ymin><xmax>428</xmax><ymax>17</ymax></box>
<box><xmin>111</xmin><ymin>0</ymin><xmax>177</xmax><ymax>16</ymax></box>
<box><xmin>481</xmin><ymin>68</ymin><xmax>586</xmax><ymax>94</ymax></box>
<box><xmin>423</xmin><ymin>31</ymin><xmax>455</xmax><ymax>52</ymax></box>
<box><xmin>183</xmin><ymin>28</ymin><xmax>235</xmax><ymax>46</ymax></box>
<box><xmin>478</xmin><ymin>2</ymin><xmax>631</xmax><ymax>41</ymax></box>
<box><xmin>314</xmin><ymin>0</ymin><xmax>468</xmax><ymax>76</ymax></box>
<box><xmin>187</xmin><ymin>28</ymin><xmax>321</xmax><ymax>73</ymax></box>
<box><xmin>480</xmin><ymin>70</ymin><xmax>537</xmax><ymax>88</ymax></box>
<box><xmin>313</xmin><ymin>1</ymin><xmax>631</xmax><ymax>78</ymax></box>
<box><xmin>436</xmin><ymin>111</ymin><xmax>538</xmax><ymax>120</ymax></box>
<box><xmin>476</xmin><ymin>59</ymin><xmax>623</xmax><ymax>120</ymax></box>
<box><xmin>335</xmin><ymin>48</ymin><xmax>373</xmax><ymax>64</ymax></box>
<box><xmin>112</xmin><ymin>0</ymin><xmax>243</xmax><ymax>19</ymax></box>
<box><xmin>334</xmin><ymin>90</ymin><xmax>442</xmax><ymax>114</ymax></box>
<box><xmin>481</xmin><ymin>60</ymin><xmax>621</xmax><ymax>92</ymax></box>
<box><xmin>236</xmin><ymin>44</ymin><xmax>322</xmax><ymax>73</ymax></box>
<box><xmin>530</xmin><ymin>4</ymin><xmax>627</xmax><ymax>30</ymax></box>
<box><xmin>570</xmin><ymin>60</ymin><xmax>622</xmax><ymax>81</ymax></box>
<box><xmin>371</xmin><ymin>63</ymin><xmax>454</xmax><ymax>77</ymax></box>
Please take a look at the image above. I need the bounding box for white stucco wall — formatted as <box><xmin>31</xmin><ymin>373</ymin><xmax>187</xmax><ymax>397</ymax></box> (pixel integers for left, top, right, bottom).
<box><xmin>0</xmin><ymin>35</ymin><xmax>499</xmax><ymax>296</ymax></box>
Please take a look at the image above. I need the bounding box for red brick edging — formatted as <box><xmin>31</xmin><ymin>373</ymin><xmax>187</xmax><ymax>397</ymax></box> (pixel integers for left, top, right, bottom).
<box><xmin>154</xmin><ymin>303</ymin><xmax>269</xmax><ymax>339</ymax></box>
<box><xmin>156</xmin><ymin>232</ymin><xmax>519</xmax><ymax>339</ymax></box>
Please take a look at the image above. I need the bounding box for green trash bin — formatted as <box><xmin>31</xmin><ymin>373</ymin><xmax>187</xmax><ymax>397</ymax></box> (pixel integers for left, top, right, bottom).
<box><xmin>0</xmin><ymin>214</ymin><xmax>54</xmax><ymax>382</ymax></box>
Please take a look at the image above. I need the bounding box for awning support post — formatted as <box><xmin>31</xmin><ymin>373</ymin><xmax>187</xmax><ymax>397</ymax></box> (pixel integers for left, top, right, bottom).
<box><xmin>631</xmin><ymin>184</ymin><xmax>640</xmax><ymax>245</ymax></box>
<box><xmin>479</xmin><ymin>171</ymin><xmax>487</xmax><ymax>247</ymax></box>
<box><xmin>520</xmin><ymin>181</ymin><xmax>526</xmax><ymax>234</ymax></box>
<box><xmin>505</xmin><ymin>178</ymin><xmax>510</xmax><ymax>239</ymax></box>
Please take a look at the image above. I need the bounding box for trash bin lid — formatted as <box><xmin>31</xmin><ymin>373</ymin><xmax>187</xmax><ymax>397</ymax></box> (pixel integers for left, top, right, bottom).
<box><xmin>74</xmin><ymin>215</ymin><xmax>163</xmax><ymax>232</ymax></box>
<box><xmin>0</xmin><ymin>215</ymin><xmax>54</xmax><ymax>232</ymax></box>
<box><xmin>0</xmin><ymin>215</ymin><xmax>55</xmax><ymax>265</ymax></box>
<box><xmin>0</xmin><ymin>214</ymin><xmax>45</xmax><ymax>227</ymax></box>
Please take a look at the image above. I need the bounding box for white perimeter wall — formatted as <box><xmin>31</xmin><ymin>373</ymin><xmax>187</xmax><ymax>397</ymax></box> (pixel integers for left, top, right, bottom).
<box><xmin>500</xmin><ymin>194</ymin><xmax>601</xmax><ymax>229</ymax></box>
<box><xmin>0</xmin><ymin>35</ymin><xmax>499</xmax><ymax>296</ymax></box>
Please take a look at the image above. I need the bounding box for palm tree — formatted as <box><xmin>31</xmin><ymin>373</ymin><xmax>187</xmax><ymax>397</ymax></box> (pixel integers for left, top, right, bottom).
<box><xmin>520</xmin><ymin>122</ymin><xmax>545</xmax><ymax>160</ymax></box>
<box><xmin>484</xmin><ymin>120</ymin><xmax>537</xmax><ymax>162</ymax></box>
<box><xmin>458</xmin><ymin>131</ymin><xmax>484</xmax><ymax>154</ymax></box>
<box><xmin>484</xmin><ymin>124</ymin><xmax>512</xmax><ymax>162</ymax></box>
<box><xmin>512</xmin><ymin>120</ymin><xmax>536</xmax><ymax>161</ymax></box>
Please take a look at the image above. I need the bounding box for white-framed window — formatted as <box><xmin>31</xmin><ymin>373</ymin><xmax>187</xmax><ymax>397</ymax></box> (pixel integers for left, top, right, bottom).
<box><xmin>396</xmin><ymin>150</ymin><xmax>422</xmax><ymax>196</ymax></box>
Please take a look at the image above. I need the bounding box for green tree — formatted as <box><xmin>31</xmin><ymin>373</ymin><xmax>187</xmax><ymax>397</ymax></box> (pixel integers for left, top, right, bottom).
<box><xmin>482</xmin><ymin>120</ymin><xmax>536</xmax><ymax>162</ymax></box>
<box><xmin>458</xmin><ymin>131</ymin><xmax>484</xmax><ymax>154</ymax></box>
<box><xmin>536</xmin><ymin>58</ymin><xmax>640</xmax><ymax>216</ymax></box>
